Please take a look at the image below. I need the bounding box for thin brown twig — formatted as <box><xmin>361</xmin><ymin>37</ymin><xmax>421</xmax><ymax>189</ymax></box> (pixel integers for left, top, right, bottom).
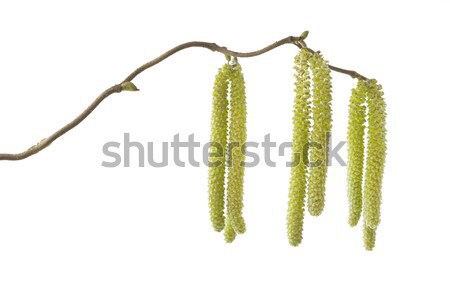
<box><xmin>328</xmin><ymin>65</ymin><xmax>368</xmax><ymax>81</ymax></box>
<box><xmin>0</xmin><ymin>34</ymin><xmax>369</xmax><ymax>161</ymax></box>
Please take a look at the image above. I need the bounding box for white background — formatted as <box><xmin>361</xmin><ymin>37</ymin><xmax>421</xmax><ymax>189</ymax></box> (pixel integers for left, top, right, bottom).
<box><xmin>1</xmin><ymin>0</ymin><xmax>449</xmax><ymax>299</ymax></box>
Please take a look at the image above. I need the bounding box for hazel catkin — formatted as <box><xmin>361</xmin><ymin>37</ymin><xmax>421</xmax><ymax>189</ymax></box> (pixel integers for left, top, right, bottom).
<box><xmin>307</xmin><ymin>52</ymin><xmax>333</xmax><ymax>216</ymax></box>
<box><xmin>208</xmin><ymin>64</ymin><xmax>232</xmax><ymax>232</ymax></box>
<box><xmin>223</xmin><ymin>213</ymin><xmax>237</xmax><ymax>243</ymax></box>
<box><xmin>347</xmin><ymin>80</ymin><xmax>368</xmax><ymax>227</ymax></box>
<box><xmin>363</xmin><ymin>224</ymin><xmax>376</xmax><ymax>251</ymax></box>
<box><xmin>287</xmin><ymin>48</ymin><xmax>313</xmax><ymax>246</ymax></box>
<box><xmin>363</xmin><ymin>79</ymin><xmax>387</xmax><ymax>230</ymax></box>
<box><xmin>225</xmin><ymin>63</ymin><xmax>247</xmax><ymax>235</ymax></box>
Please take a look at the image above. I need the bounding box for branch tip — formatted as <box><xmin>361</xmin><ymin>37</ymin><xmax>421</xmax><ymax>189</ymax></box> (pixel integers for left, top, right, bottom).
<box><xmin>121</xmin><ymin>81</ymin><xmax>139</xmax><ymax>92</ymax></box>
<box><xmin>300</xmin><ymin>31</ymin><xmax>309</xmax><ymax>40</ymax></box>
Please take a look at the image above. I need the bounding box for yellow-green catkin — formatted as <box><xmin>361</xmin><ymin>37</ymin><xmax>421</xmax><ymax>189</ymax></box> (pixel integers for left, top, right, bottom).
<box><xmin>208</xmin><ymin>64</ymin><xmax>232</xmax><ymax>232</ymax></box>
<box><xmin>225</xmin><ymin>63</ymin><xmax>247</xmax><ymax>235</ymax></box>
<box><xmin>223</xmin><ymin>213</ymin><xmax>237</xmax><ymax>243</ymax></box>
<box><xmin>287</xmin><ymin>49</ymin><xmax>312</xmax><ymax>246</ymax></box>
<box><xmin>307</xmin><ymin>52</ymin><xmax>333</xmax><ymax>216</ymax></box>
<box><xmin>363</xmin><ymin>79</ymin><xmax>387</xmax><ymax>230</ymax></box>
<box><xmin>363</xmin><ymin>224</ymin><xmax>376</xmax><ymax>251</ymax></box>
<box><xmin>347</xmin><ymin>80</ymin><xmax>368</xmax><ymax>227</ymax></box>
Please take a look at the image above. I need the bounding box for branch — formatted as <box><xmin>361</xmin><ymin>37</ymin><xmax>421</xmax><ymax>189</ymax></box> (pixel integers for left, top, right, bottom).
<box><xmin>328</xmin><ymin>65</ymin><xmax>368</xmax><ymax>81</ymax></box>
<box><xmin>0</xmin><ymin>33</ymin><xmax>369</xmax><ymax>161</ymax></box>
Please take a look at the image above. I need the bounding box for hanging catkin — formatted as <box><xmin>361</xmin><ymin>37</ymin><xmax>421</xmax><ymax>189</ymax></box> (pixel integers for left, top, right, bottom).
<box><xmin>307</xmin><ymin>52</ymin><xmax>333</xmax><ymax>216</ymax></box>
<box><xmin>287</xmin><ymin>48</ymin><xmax>312</xmax><ymax>246</ymax></box>
<box><xmin>225</xmin><ymin>63</ymin><xmax>247</xmax><ymax>235</ymax></box>
<box><xmin>347</xmin><ymin>80</ymin><xmax>368</xmax><ymax>227</ymax></box>
<box><xmin>363</xmin><ymin>224</ymin><xmax>376</xmax><ymax>251</ymax></box>
<box><xmin>363</xmin><ymin>79</ymin><xmax>387</xmax><ymax>230</ymax></box>
<box><xmin>208</xmin><ymin>64</ymin><xmax>232</xmax><ymax>232</ymax></box>
<box><xmin>223</xmin><ymin>214</ymin><xmax>237</xmax><ymax>243</ymax></box>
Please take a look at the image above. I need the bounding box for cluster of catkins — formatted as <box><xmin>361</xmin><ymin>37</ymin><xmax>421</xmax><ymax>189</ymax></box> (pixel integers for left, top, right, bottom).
<box><xmin>208</xmin><ymin>49</ymin><xmax>386</xmax><ymax>250</ymax></box>
<box><xmin>347</xmin><ymin>79</ymin><xmax>387</xmax><ymax>250</ymax></box>
<box><xmin>208</xmin><ymin>61</ymin><xmax>247</xmax><ymax>243</ymax></box>
<box><xmin>287</xmin><ymin>48</ymin><xmax>333</xmax><ymax>247</ymax></box>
